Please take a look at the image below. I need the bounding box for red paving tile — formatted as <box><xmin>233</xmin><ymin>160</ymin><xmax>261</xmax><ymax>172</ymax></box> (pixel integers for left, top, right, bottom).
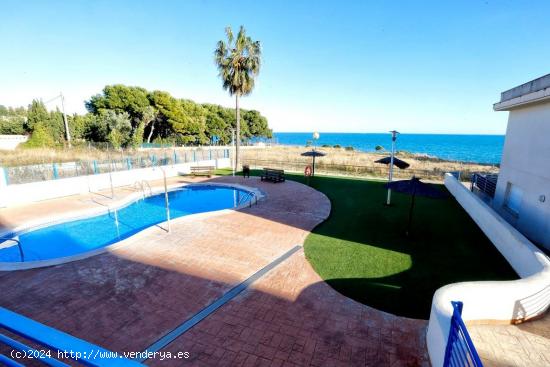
<box><xmin>0</xmin><ymin>176</ymin><xmax>429</xmax><ymax>366</ymax></box>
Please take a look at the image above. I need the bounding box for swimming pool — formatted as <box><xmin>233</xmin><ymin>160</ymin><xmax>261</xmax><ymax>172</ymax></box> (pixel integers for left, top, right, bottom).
<box><xmin>0</xmin><ymin>184</ymin><xmax>255</xmax><ymax>265</ymax></box>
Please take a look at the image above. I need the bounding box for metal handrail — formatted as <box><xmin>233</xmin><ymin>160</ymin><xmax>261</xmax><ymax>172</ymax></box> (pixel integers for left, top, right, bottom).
<box><xmin>0</xmin><ymin>307</ymin><xmax>141</xmax><ymax>366</ymax></box>
<box><xmin>133</xmin><ymin>180</ymin><xmax>152</xmax><ymax>199</ymax></box>
<box><xmin>0</xmin><ymin>237</ymin><xmax>24</xmax><ymax>262</ymax></box>
<box><xmin>141</xmin><ymin>180</ymin><xmax>152</xmax><ymax>197</ymax></box>
<box><xmin>443</xmin><ymin>301</ymin><xmax>483</xmax><ymax>367</ymax></box>
<box><xmin>133</xmin><ymin>180</ymin><xmax>143</xmax><ymax>197</ymax></box>
<box><xmin>237</xmin><ymin>191</ymin><xmax>256</xmax><ymax>208</ymax></box>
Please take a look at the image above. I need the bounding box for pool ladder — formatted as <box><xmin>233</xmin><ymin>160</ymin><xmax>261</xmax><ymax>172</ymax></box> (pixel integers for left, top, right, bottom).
<box><xmin>0</xmin><ymin>236</ymin><xmax>24</xmax><ymax>262</ymax></box>
<box><xmin>134</xmin><ymin>180</ymin><xmax>153</xmax><ymax>199</ymax></box>
<box><xmin>237</xmin><ymin>192</ymin><xmax>258</xmax><ymax>208</ymax></box>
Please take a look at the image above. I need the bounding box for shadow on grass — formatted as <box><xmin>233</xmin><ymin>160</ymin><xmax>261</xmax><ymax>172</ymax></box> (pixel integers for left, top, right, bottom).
<box><xmin>218</xmin><ymin>168</ymin><xmax>517</xmax><ymax>319</ymax></box>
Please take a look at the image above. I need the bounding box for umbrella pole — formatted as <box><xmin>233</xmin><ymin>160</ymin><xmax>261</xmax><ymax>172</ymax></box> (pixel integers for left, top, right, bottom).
<box><xmin>386</xmin><ymin>132</ymin><xmax>397</xmax><ymax>205</ymax></box>
<box><xmin>312</xmin><ymin>155</ymin><xmax>316</xmax><ymax>176</ymax></box>
<box><xmin>406</xmin><ymin>191</ymin><xmax>416</xmax><ymax>236</ymax></box>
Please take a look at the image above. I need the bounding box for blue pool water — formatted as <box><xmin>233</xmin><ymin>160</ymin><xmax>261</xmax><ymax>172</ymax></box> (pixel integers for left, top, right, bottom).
<box><xmin>0</xmin><ymin>185</ymin><xmax>253</xmax><ymax>263</ymax></box>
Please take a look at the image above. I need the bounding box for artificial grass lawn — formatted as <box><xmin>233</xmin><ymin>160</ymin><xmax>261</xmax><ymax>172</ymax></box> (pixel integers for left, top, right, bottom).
<box><xmin>217</xmin><ymin>169</ymin><xmax>517</xmax><ymax>319</ymax></box>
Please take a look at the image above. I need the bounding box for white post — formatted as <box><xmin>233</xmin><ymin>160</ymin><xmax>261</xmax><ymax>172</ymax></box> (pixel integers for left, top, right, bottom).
<box><xmin>163</xmin><ymin>169</ymin><xmax>171</xmax><ymax>233</ymax></box>
<box><xmin>60</xmin><ymin>93</ymin><xmax>71</xmax><ymax>148</ymax></box>
<box><xmin>386</xmin><ymin>130</ymin><xmax>399</xmax><ymax>205</ymax></box>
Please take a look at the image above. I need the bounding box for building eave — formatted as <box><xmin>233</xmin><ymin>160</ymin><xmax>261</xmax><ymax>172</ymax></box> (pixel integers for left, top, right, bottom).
<box><xmin>493</xmin><ymin>87</ymin><xmax>550</xmax><ymax>111</ymax></box>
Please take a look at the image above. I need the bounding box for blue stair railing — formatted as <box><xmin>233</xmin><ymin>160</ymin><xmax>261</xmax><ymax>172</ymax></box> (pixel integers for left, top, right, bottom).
<box><xmin>0</xmin><ymin>307</ymin><xmax>141</xmax><ymax>366</ymax></box>
<box><xmin>443</xmin><ymin>301</ymin><xmax>483</xmax><ymax>367</ymax></box>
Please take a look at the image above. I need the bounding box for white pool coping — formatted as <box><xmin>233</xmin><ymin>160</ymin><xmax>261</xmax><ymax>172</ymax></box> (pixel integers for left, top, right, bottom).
<box><xmin>0</xmin><ymin>182</ymin><xmax>264</xmax><ymax>271</ymax></box>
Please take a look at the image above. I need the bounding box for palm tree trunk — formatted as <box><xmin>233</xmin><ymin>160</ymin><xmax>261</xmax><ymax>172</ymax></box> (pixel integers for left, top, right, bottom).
<box><xmin>146</xmin><ymin>121</ymin><xmax>155</xmax><ymax>144</ymax></box>
<box><xmin>235</xmin><ymin>93</ymin><xmax>240</xmax><ymax>171</ymax></box>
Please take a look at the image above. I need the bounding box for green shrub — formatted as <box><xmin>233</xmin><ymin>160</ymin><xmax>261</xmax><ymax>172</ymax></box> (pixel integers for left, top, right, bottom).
<box><xmin>23</xmin><ymin>123</ymin><xmax>56</xmax><ymax>148</ymax></box>
<box><xmin>345</xmin><ymin>146</ymin><xmax>354</xmax><ymax>151</ymax></box>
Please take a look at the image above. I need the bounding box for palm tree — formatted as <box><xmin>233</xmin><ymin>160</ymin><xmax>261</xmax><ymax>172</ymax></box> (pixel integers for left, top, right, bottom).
<box><xmin>141</xmin><ymin>106</ymin><xmax>158</xmax><ymax>144</ymax></box>
<box><xmin>214</xmin><ymin>26</ymin><xmax>261</xmax><ymax>171</ymax></box>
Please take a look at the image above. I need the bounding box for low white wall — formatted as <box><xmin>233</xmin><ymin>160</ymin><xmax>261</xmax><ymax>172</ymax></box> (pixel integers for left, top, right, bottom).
<box><xmin>0</xmin><ymin>158</ymin><xmax>230</xmax><ymax>207</ymax></box>
<box><xmin>427</xmin><ymin>173</ymin><xmax>550</xmax><ymax>367</ymax></box>
<box><xmin>0</xmin><ymin>135</ymin><xmax>28</xmax><ymax>150</ymax></box>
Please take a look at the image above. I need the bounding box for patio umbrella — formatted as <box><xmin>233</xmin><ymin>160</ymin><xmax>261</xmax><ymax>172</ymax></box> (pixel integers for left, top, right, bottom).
<box><xmin>375</xmin><ymin>156</ymin><xmax>410</xmax><ymax>169</ymax></box>
<box><xmin>385</xmin><ymin>177</ymin><xmax>447</xmax><ymax>236</ymax></box>
<box><xmin>301</xmin><ymin>150</ymin><xmax>326</xmax><ymax>176</ymax></box>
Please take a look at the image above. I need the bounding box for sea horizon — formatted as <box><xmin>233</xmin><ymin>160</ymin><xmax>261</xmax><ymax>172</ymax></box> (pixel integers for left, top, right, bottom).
<box><xmin>270</xmin><ymin>132</ymin><xmax>505</xmax><ymax>165</ymax></box>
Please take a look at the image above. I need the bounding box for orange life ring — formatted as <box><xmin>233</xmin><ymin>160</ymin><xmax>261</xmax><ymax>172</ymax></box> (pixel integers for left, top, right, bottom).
<box><xmin>304</xmin><ymin>165</ymin><xmax>313</xmax><ymax>176</ymax></box>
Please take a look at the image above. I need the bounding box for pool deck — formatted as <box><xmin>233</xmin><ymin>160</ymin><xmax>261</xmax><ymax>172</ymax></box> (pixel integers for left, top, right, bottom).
<box><xmin>0</xmin><ymin>175</ymin><xmax>432</xmax><ymax>366</ymax></box>
<box><xmin>468</xmin><ymin>313</ymin><xmax>550</xmax><ymax>367</ymax></box>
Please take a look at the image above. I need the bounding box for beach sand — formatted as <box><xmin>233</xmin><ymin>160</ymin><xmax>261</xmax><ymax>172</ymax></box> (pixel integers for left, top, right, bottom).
<box><xmin>240</xmin><ymin>145</ymin><xmax>499</xmax><ymax>181</ymax></box>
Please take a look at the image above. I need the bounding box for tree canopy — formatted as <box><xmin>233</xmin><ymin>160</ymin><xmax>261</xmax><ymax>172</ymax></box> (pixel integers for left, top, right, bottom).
<box><xmin>0</xmin><ymin>84</ymin><xmax>272</xmax><ymax>148</ymax></box>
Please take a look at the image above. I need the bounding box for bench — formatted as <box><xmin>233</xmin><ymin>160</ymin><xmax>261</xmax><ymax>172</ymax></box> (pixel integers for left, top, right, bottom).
<box><xmin>190</xmin><ymin>166</ymin><xmax>215</xmax><ymax>177</ymax></box>
<box><xmin>260</xmin><ymin>168</ymin><xmax>285</xmax><ymax>183</ymax></box>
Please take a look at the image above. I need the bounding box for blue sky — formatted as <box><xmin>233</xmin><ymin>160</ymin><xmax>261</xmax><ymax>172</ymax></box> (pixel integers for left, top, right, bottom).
<box><xmin>1</xmin><ymin>0</ymin><xmax>549</xmax><ymax>134</ymax></box>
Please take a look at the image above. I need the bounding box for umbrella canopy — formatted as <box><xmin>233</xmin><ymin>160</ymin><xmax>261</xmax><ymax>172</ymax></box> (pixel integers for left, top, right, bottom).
<box><xmin>384</xmin><ymin>177</ymin><xmax>446</xmax><ymax>236</ymax></box>
<box><xmin>301</xmin><ymin>150</ymin><xmax>326</xmax><ymax>177</ymax></box>
<box><xmin>385</xmin><ymin>177</ymin><xmax>446</xmax><ymax>198</ymax></box>
<box><xmin>301</xmin><ymin>150</ymin><xmax>326</xmax><ymax>157</ymax></box>
<box><xmin>375</xmin><ymin>156</ymin><xmax>410</xmax><ymax>169</ymax></box>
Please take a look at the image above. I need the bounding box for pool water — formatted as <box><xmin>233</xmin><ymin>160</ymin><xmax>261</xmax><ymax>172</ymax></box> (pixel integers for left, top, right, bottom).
<box><xmin>0</xmin><ymin>185</ymin><xmax>253</xmax><ymax>263</ymax></box>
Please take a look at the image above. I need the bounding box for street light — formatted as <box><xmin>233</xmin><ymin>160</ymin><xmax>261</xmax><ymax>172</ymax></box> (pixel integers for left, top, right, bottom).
<box><xmin>312</xmin><ymin>132</ymin><xmax>319</xmax><ymax>150</ymax></box>
<box><xmin>45</xmin><ymin>93</ymin><xmax>71</xmax><ymax>148</ymax></box>
<box><xmin>386</xmin><ymin>130</ymin><xmax>400</xmax><ymax>205</ymax></box>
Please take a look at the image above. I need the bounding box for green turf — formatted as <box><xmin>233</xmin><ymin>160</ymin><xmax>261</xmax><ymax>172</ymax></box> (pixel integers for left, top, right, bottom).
<box><xmin>219</xmin><ymin>169</ymin><xmax>517</xmax><ymax>319</ymax></box>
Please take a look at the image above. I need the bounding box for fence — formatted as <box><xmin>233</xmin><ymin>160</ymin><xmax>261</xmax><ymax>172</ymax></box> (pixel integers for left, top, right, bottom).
<box><xmin>443</xmin><ymin>301</ymin><xmax>483</xmax><ymax>367</ymax></box>
<box><xmin>471</xmin><ymin>173</ymin><xmax>498</xmax><ymax>198</ymax></box>
<box><xmin>3</xmin><ymin>148</ymin><xmax>230</xmax><ymax>185</ymax></box>
<box><xmin>0</xmin><ymin>307</ymin><xmax>141</xmax><ymax>366</ymax></box>
<box><xmin>240</xmin><ymin>158</ymin><xmax>475</xmax><ymax>181</ymax></box>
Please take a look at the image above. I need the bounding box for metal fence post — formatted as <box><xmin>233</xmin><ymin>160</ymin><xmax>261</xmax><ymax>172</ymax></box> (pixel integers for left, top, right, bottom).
<box><xmin>0</xmin><ymin>167</ymin><xmax>8</xmax><ymax>186</ymax></box>
<box><xmin>52</xmin><ymin>163</ymin><xmax>59</xmax><ymax>179</ymax></box>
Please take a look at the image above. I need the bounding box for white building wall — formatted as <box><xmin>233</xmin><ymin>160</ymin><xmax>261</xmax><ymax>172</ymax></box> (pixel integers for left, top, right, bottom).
<box><xmin>493</xmin><ymin>102</ymin><xmax>550</xmax><ymax>250</ymax></box>
<box><xmin>427</xmin><ymin>174</ymin><xmax>550</xmax><ymax>367</ymax></box>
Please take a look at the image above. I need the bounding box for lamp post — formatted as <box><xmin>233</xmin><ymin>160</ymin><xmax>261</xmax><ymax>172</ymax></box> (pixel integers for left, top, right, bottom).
<box><xmin>45</xmin><ymin>93</ymin><xmax>71</xmax><ymax>148</ymax></box>
<box><xmin>312</xmin><ymin>131</ymin><xmax>320</xmax><ymax>149</ymax></box>
<box><xmin>312</xmin><ymin>132</ymin><xmax>320</xmax><ymax>176</ymax></box>
<box><xmin>386</xmin><ymin>130</ymin><xmax>399</xmax><ymax>205</ymax></box>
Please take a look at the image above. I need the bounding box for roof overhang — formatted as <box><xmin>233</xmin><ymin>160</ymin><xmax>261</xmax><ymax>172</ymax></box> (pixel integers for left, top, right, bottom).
<box><xmin>493</xmin><ymin>73</ymin><xmax>550</xmax><ymax>111</ymax></box>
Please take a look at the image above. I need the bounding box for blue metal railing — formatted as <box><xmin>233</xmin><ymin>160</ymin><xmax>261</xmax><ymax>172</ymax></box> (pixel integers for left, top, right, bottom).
<box><xmin>0</xmin><ymin>307</ymin><xmax>141</xmax><ymax>366</ymax></box>
<box><xmin>443</xmin><ymin>301</ymin><xmax>483</xmax><ymax>367</ymax></box>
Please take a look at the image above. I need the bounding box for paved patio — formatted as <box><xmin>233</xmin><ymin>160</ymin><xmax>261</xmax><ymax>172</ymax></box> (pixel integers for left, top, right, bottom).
<box><xmin>0</xmin><ymin>175</ymin><xmax>429</xmax><ymax>366</ymax></box>
<box><xmin>468</xmin><ymin>312</ymin><xmax>550</xmax><ymax>367</ymax></box>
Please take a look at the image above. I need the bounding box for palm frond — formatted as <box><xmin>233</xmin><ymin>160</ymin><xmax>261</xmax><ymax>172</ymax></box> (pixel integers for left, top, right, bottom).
<box><xmin>214</xmin><ymin>25</ymin><xmax>261</xmax><ymax>96</ymax></box>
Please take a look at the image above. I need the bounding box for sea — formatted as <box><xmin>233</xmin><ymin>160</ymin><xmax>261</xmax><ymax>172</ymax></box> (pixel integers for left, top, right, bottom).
<box><xmin>271</xmin><ymin>133</ymin><xmax>505</xmax><ymax>165</ymax></box>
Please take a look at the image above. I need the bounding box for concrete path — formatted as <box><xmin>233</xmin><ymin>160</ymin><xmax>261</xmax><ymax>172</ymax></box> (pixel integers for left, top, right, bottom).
<box><xmin>0</xmin><ymin>176</ymin><xmax>429</xmax><ymax>366</ymax></box>
<box><xmin>468</xmin><ymin>312</ymin><xmax>550</xmax><ymax>367</ymax></box>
